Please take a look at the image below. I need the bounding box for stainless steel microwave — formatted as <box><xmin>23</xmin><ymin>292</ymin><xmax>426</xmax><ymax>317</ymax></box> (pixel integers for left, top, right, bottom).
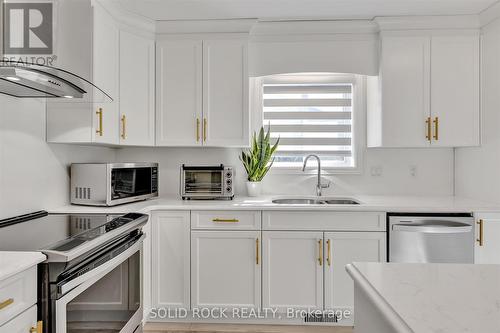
<box><xmin>180</xmin><ymin>164</ymin><xmax>234</xmax><ymax>200</ymax></box>
<box><xmin>71</xmin><ymin>163</ymin><xmax>158</xmax><ymax>206</ymax></box>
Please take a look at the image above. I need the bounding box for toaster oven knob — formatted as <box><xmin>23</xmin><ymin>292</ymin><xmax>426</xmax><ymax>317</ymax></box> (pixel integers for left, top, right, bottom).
<box><xmin>226</xmin><ymin>172</ymin><xmax>232</xmax><ymax>178</ymax></box>
<box><xmin>226</xmin><ymin>187</ymin><xmax>232</xmax><ymax>192</ymax></box>
<box><xmin>226</xmin><ymin>179</ymin><xmax>232</xmax><ymax>185</ymax></box>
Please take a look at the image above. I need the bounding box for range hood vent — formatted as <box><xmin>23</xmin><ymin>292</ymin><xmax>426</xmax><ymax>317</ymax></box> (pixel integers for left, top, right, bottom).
<box><xmin>0</xmin><ymin>60</ymin><xmax>112</xmax><ymax>102</ymax></box>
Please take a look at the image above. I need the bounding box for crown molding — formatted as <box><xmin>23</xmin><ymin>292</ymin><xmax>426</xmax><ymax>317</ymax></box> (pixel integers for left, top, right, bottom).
<box><xmin>156</xmin><ymin>19</ymin><xmax>257</xmax><ymax>34</ymax></box>
<box><xmin>96</xmin><ymin>0</ymin><xmax>155</xmax><ymax>34</ymax></box>
<box><xmin>250</xmin><ymin>20</ymin><xmax>378</xmax><ymax>36</ymax></box>
<box><xmin>480</xmin><ymin>2</ymin><xmax>500</xmax><ymax>28</ymax></box>
<box><xmin>375</xmin><ymin>15</ymin><xmax>481</xmax><ymax>31</ymax></box>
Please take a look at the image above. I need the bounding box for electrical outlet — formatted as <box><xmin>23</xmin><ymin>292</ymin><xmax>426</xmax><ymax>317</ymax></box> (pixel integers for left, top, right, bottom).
<box><xmin>409</xmin><ymin>165</ymin><xmax>417</xmax><ymax>177</ymax></box>
<box><xmin>370</xmin><ymin>166</ymin><xmax>383</xmax><ymax>177</ymax></box>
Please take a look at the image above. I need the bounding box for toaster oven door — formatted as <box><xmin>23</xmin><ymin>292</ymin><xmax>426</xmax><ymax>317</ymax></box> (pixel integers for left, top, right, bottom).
<box><xmin>183</xmin><ymin>168</ymin><xmax>224</xmax><ymax>197</ymax></box>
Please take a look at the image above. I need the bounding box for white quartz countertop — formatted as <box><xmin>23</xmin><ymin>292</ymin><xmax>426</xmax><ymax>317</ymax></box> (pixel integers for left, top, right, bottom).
<box><xmin>346</xmin><ymin>262</ymin><xmax>500</xmax><ymax>333</ymax></box>
<box><xmin>49</xmin><ymin>194</ymin><xmax>500</xmax><ymax>214</ymax></box>
<box><xmin>0</xmin><ymin>252</ymin><xmax>46</xmax><ymax>281</ymax></box>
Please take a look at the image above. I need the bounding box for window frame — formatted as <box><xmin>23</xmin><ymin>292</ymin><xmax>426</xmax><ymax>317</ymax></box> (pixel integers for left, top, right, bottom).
<box><xmin>251</xmin><ymin>73</ymin><xmax>365</xmax><ymax>175</ymax></box>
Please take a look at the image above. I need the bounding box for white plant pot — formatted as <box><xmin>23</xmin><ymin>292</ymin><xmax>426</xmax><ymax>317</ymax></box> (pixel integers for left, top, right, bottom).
<box><xmin>246</xmin><ymin>181</ymin><xmax>262</xmax><ymax>197</ymax></box>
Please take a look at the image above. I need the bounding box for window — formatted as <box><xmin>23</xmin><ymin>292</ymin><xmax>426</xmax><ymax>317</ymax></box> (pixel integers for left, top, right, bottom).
<box><xmin>261</xmin><ymin>73</ymin><xmax>359</xmax><ymax>170</ymax></box>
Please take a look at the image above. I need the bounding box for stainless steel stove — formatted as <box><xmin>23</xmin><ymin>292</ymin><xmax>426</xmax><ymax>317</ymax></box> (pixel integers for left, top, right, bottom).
<box><xmin>0</xmin><ymin>211</ymin><xmax>148</xmax><ymax>333</ymax></box>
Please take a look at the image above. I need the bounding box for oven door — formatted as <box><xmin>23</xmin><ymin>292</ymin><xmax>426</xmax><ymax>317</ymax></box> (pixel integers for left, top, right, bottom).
<box><xmin>108</xmin><ymin>164</ymin><xmax>158</xmax><ymax>206</ymax></box>
<box><xmin>182</xmin><ymin>167</ymin><xmax>224</xmax><ymax>198</ymax></box>
<box><xmin>53</xmin><ymin>234</ymin><xmax>144</xmax><ymax>333</ymax></box>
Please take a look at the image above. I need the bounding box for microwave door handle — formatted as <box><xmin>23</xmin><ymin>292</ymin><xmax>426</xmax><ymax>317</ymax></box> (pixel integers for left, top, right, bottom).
<box><xmin>392</xmin><ymin>224</ymin><xmax>472</xmax><ymax>233</ymax></box>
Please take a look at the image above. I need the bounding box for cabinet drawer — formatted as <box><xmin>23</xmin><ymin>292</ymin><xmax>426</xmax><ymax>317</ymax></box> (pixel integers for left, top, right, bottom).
<box><xmin>263</xmin><ymin>211</ymin><xmax>386</xmax><ymax>231</ymax></box>
<box><xmin>0</xmin><ymin>305</ymin><xmax>37</xmax><ymax>333</ymax></box>
<box><xmin>191</xmin><ymin>211</ymin><xmax>261</xmax><ymax>230</ymax></box>
<box><xmin>0</xmin><ymin>267</ymin><xmax>37</xmax><ymax>326</ymax></box>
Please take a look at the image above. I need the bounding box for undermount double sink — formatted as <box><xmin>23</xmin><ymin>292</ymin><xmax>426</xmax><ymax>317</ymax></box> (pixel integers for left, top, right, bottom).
<box><xmin>271</xmin><ymin>197</ymin><xmax>361</xmax><ymax>205</ymax></box>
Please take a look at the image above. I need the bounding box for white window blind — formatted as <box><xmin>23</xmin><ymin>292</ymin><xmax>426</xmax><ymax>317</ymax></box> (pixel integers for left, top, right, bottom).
<box><xmin>263</xmin><ymin>79</ymin><xmax>354</xmax><ymax>168</ymax></box>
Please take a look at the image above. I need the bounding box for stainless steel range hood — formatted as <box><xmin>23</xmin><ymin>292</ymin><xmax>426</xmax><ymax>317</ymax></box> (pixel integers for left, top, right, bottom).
<box><xmin>0</xmin><ymin>60</ymin><xmax>113</xmax><ymax>101</ymax></box>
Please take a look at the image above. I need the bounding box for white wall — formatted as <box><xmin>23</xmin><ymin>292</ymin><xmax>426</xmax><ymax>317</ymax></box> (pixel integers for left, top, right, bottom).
<box><xmin>0</xmin><ymin>95</ymin><xmax>115</xmax><ymax>219</ymax></box>
<box><xmin>116</xmin><ymin>147</ymin><xmax>454</xmax><ymax>197</ymax></box>
<box><xmin>455</xmin><ymin>19</ymin><xmax>500</xmax><ymax>203</ymax></box>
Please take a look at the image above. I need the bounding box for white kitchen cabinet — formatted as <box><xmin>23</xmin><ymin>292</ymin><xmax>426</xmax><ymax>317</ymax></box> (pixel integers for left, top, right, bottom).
<box><xmin>156</xmin><ymin>37</ymin><xmax>249</xmax><ymax>147</ymax></box>
<box><xmin>430</xmin><ymin>35</ymin><xmax>480</xmax><ymax>147</ymax></box>
<box><xmin>191</xmin><ymin>231</ymin><xmax>261</xmax><ymax>309</ymax></box>
<box><xmin>151</xmin><ymin>211</ymin><xmax>191</xmax><ymax>310</ymax></box>
<box><xmin>119</xmin><ymin>30</ymin><xmax>155</xmax><ymax>146</ymax></box>
<box><xmin>47</xmin><ymin>0</ymin><xmax>120</xmax><ymax>145</ymax></box>
<box><xmin>474</xmin><ymin>213</ymin><xmax>500</xmax><ymax>264</ymax></box>
<box><xmin>0</xmin><ymin>305</ymin><xmax>37</xmax><ymax>333</ymax></box>
<box><xmin>203</xmin><ymin>38</ymin><xmax>249</xmax><ymax>147</ymax></box>
<box><xmin>262</xmin><ymin>231</ymin><xmax>323</xmax><ymax>312</ymax></box>
<box><xmin>368</xmin><ymin>32</ymin><xmax>480</xmax><ymax>148</ymax></box>
<box><xmin>156</xmin><ymin>40</ymin><xmax>203</xmax><ymax>146</ymax></box>
<box><xmin>324</xmin><ymin>232</ymin><xmax>386</xmax><ymax>325</ymax></box>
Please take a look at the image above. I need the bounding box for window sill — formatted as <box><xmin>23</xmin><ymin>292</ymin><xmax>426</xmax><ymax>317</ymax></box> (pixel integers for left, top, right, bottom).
<box><xmin>267</xmin><ymin>166</ymin><xmax>362</xmax><ymax>175</ymax></box>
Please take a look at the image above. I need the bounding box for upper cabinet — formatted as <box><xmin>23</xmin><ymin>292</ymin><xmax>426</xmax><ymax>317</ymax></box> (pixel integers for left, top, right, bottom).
<box><xmin>46</xmin><ymin>0</ymin><xmax>155</xmax><ymax>146</ymax></box>
<box><xmin>156</xmin><ymin>36</ymin><xmax>250</xmax><ymax>147</ymax></box>
<box><xmin>368</xmin><ymin>31</ymin><xmax>480</xmax><ymax>148</ymax></box>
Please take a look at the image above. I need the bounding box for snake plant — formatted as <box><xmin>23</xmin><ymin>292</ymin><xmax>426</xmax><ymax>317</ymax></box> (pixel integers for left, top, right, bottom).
<box><xmin>240</xmin><ymin>126</ymin><xmax>280</xmax><ymax>182</ymax></box>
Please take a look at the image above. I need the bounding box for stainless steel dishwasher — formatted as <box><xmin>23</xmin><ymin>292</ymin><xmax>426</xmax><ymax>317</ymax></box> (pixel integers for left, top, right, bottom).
<box><xmin>389</xmin><ymin>214</ymin><xmax>474</xmax><ymax>263</ymax></box>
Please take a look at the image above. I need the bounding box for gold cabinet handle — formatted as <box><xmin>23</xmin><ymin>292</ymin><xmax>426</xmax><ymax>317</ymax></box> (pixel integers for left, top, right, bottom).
<box><xmin>30</xmin><ymin>321</ymin><xmax>43</xmax><ymax>333</ymax></box>
<box><xmin>256</xmin><ymin>238</ymin><xmax>259</xmax><ymax>265</ymax></box>
<box><xmin>433</xmin><ymin>117</ymin><xmax>439</xmax><ymax>140</ymax></box>
<box><xmin>212</xmin><ymin>218</ymin><xmax>239</xmax><ymax>223</ymax></box>
<box><xmin>327</xmin><ymin>239</ymin><xmax>331</xmax><ymax>266</ymax></box>
<box><xmin>425</xmin><ymin>117</ymin><xmax>431</xmax><ymax>142</ymax></box>
<box><xmin>318</xmin><ymin>239</ymin><xmax>323</xmax><ymax>266</ymax></box>
<box><xmin>96</xmin><ymin>108</ymin><xmax>103</xmax><ymax>136</ymax></box>
<box><xmin>477</xmin><ymin>219</ymin><xmax>484</xmax><ymax>246</ymax></box>
<box><xmin>203</xmin><ymin>118</ymin><xmax>207</xmax><ymax>142</ymax></box>
<box><xmin>0</xmin><ymin>298</ymin><xmax>13</xmax><ymax>310</ymax></box>
<box><xmin>121</xmin><ymin>115</ymin><xmax>126</xmax><ymax>140</ymax></box>
<box><xmin>196</xmin><ymin>118</ymin><xmax>200</xmax><ymax>142</ymax></box>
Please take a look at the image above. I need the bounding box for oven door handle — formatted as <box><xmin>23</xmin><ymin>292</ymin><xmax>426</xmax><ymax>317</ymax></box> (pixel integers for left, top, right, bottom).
<box><xmin>58</xmin><ymin>234</ymin><xmax>145</xmax><ymax>295</ymax></box>
<box><xmin>392</xmin><ymin>224</ymin><xmax>472</xmax><ymax>233</ymax></box>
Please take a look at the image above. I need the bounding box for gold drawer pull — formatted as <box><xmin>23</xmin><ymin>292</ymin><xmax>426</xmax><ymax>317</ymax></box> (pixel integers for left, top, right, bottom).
<box><xmin>318</xmin><ymin>239</ymin><xmax>323</xmax><ymax>266</ymax></box>
<box><xmin>30</xmin><ymin>321</ymin><xmax>43</xmax><ymax>333</ymax></box>
<box><xmin>425</xmin><ymin>117</ymin><xmax>431</xmax><ymax>141</ymax></box>
<box><xmin>0</xmin><ymin>298</ymin><xmax>14</xmax><ymax>310</ymax></box>
<box><xmin>327</xmin><ymin>239</ymin><xmax>331</xmax><ymax>266</ymax></box>
<box><xmin>196</xmin><ymin>118</ymin><xmax>200</xmax><ymax>142</ymax></box>
<box><xmin>256</xmin><ymin>238</ymin><xmax>260</xmax><ymax>265</ymax></box>
<box><xmin>203</xmin><ymin>118</ymin><xmax>207</xmax><ymax>142</ymax></box>
<box><xmin>96</xmin><ymin>108</ymin><xmax>103</xmax><ymax>136</ymax></box>
<box><xmin>433</xmin><ymin>117</ymin><xmax>439</xmax><ymax>140</ymax></box>
<box><xmin>212</xmin><ymin>218</ymin><xmax>239</xmax><ymax>223</ymax></box>
<box><xmin>477</xmin><ymin>219</ymin><xmax>484</xmax><ymax>246</ymax></box>
<box><xmin>121</xmin><ymin>115</ymin><xmax>126</xmax><ymax>140</ymax></box>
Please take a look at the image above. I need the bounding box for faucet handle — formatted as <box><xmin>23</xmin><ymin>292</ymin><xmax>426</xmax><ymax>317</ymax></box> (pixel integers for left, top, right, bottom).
<box><xmin>320</xmin><ymin>179</ymin><xmax>331</xmax><ymax>189</ymax></box>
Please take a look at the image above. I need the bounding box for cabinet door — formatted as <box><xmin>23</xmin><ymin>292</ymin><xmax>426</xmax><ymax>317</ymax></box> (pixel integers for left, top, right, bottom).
<box><xmin>191</xmin><ymin>231</ymin><xmax>261</xmax><ymax>309</ymax></box>
<box><xmin>0</xmin><ymin>305</ymin><xmax>37</xmax><ymax>333</ymax></box>
<box><xmin>92</xmin><ymin>2</ymin><xmax>119</xmax><ymax>144</ymax></box>
<box><xmin>119</xmin><ymin>31</ymin><xmax>155</xmax><ymax>146</ymax></box>
<box><xmin>151</xmin><ymin>211</ymin><xmax>190</xmax><ymax>309</ymax></box>
<box><xmin>379</xmin><ymin>35</ymin><xmax>431</xmax><ymax>147</ymax></box>
<box><xmin>431</xmin><ymin>35</ymin><xmax>480</xmax><ymax>147</ymax></box>
<box><xmin>475</xmin><ymin>214</ymin><xmax>500</xmax><ymax>264</ymax></box>
<box><xmin>156</xmin><ymin>40</ymin><xmax>203</xmax><ymax>146</ymax></box>
<box><xmin>262</xmin><ymin>231</ymin><xmax>323</xmax><ymax>311</ymax></box>
<box><xmin>203</xmin><ymin>38</ymin><xmax>249</xmax><ymax>147</ymax></box>
<box><xmin>324</xmin><ymin>232</ymin><xmax>386</xmax><ymax>325</ymax></box>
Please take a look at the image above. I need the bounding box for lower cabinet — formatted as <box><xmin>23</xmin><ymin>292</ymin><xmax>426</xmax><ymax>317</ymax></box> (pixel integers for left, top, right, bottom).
<box><xmin>262</xmin><ymin>231</ymin><xmax>386</xmax><ymax>323</ymax></box>
<box><xmin>262</xmin><ymin>231</ymin><xmax>324</xmax><ymax>311</ymax></box>
<box><xmin>474</xmin><ymin>213</ymin><xmax>500</xmax><ymax>264</ymax></box>
<box><xmin>0</xmin><ymin>305</ymin><xmax>37</xmax><ymax>333</ymax></box>
<box><xmin>191</xmin><ymin>231</ymin><xmax>261</xmax><ymax>309</ymax></box>
<box><xmin>151</xmin><ymin>211</ymin><xmax>191</xmax><ymax>310</ymax></box>
<box><xmin>324</xmin><ymin>232</ymin><xmax>386</xmax><ymax>319</ymax></box>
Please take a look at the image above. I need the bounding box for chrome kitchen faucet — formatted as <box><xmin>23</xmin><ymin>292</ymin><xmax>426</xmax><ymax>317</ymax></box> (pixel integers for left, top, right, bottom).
<box><xmin>302</xmin><ymin>154</ymin><xmax>331</xmax><ymax>196</ymax></box>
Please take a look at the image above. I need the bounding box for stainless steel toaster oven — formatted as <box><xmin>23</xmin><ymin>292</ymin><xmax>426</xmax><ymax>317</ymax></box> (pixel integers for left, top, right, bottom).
<box><xmin>71</xmin><ymin>162</ymin><xmax>158</xmax><ymax>206</ymax></box>
<box><xmin>180</xmin><ymin>164</ymin><xmax>234</xmax><ymax>200</ymax></box>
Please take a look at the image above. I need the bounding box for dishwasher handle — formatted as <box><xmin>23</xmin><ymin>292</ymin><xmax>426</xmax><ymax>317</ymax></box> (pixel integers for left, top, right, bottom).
<box><xmin>392</xmin><ymin>224</ymin><xmax>472</xmax><ymax>234</ymax></box>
